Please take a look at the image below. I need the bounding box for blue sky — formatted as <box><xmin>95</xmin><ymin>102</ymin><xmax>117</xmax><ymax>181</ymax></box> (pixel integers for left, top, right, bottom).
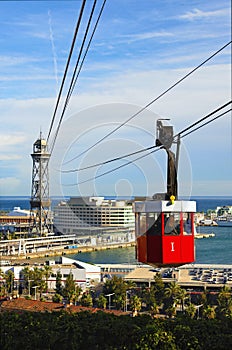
<box><xmin>0</xmin><ymin>0</ymin><xmax>231</xmax><ymax>198</ymax></box>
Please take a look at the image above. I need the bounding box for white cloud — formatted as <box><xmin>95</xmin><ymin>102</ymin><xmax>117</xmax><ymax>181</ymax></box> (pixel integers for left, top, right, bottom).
<box><xmin>179</xmin><ymin>8</ymin><xmax>230</xmax><ymax>21</ymax></box>
<box><xmin>0</xmin><ymin>134</ymin><xmax>26</xmax><ymax>147</ymax></box>
<box><xmin>121</xmin><ymin>31</ymin><xmax>174</xmax><ymax>42</ymax></box>
<box><xmin>0</xmin><ymin>55</ymin><xmax>39</xmax><ymax>67</ymax></box>
<box><xmin>0</xmin><ymin>155</ymin><xmax>22</xmax><ymax>161</ymax></box>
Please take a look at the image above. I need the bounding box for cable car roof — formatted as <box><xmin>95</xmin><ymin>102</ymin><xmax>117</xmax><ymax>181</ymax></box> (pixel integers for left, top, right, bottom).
<box><xmin>134</xmin><ymin>200</ymin><xmax>196</xmax><ymax>213</ymax></box>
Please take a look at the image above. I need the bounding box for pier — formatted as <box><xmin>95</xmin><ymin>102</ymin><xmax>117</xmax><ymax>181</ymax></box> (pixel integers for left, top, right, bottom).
<box><xmin>0</xmin><ymin>235</ymin><xmax>135</xmax><ymax>261</ymax></box>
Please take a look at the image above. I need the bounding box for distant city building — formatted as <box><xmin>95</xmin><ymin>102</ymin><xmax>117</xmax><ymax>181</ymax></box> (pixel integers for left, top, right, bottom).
<box><xmin>0</xmin><ymin>207</ymin><xmax>30</xmax><ymax>224</ymax></box>
<box><xmin>7</xmin><ymin>207</ymin><xmax>31</xmax><ymax>217</ymax></box>
<box><xmin>53</xmin><ymin>197</ymin><xmax>135</xmax><ymax>236</ymax></box>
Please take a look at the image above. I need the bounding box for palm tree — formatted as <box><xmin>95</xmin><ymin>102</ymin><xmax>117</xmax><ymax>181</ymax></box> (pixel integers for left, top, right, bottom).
<box><xmin>185</xmin><ymin>303</ymin><xmax>196</xmax><ymax>319</ymax></box>
<box><xmin>166</xmin><ymin>305</ymin><xmax>177</xmax><ymax>318</ymax></box>
<box><xmin>96</xmin><ymin>293</ymin><xmax>107</xmax><ymax>309</ymax></box>
<box><xmin>164</xmin><ymin>281</ymin><xmax>180</xmax><ymax>305</ymax></box>
<box><xmin>203</xmin><ymin>305</ymin><xmax>216</xmax><ymax>319</ymax></box>
<box><xmin>130</xmin><ymin>295</ymin><xmax>142</xmax><ymax>316</ymax></box>
<box><xmin>21</xmin><ymin>266</ymin><xmax>33</xmax><ymax>294</ymax></box>
<box><xmin>31</xmin><ymin>267</ymin><xmax>46</xmax><ymax>298</ymax></box>
<box><xmin>149</xmin><ymin>300</ymin><xmax>159</xmax><ymax>318</ymax></box>
<box><xmin>177</xmin><ymin>287</ymin><xmax>188</xmax><ymax>312</ymax></box>
<box><xmin>114</xmin><ymin>294</ymin><xmax>125</xmax><ymax>310</ymax></box>
<box><xmin>217</xmin><ymin>285</ymin><xmax>232</xmax><ymax>318</ymax></box>
<box><xmin>42</xmin><ymin>265</ymin><xmax>52</xmax><ymax>292</ymax></box>
<box><xmin>164</xmin><ymin>281</ymin><xmax>181</xmax><ymax>317</ymax></box>
<box><xmin>153</xmin><ymin>273</ymin><xmax>165</xmax><ymax>305</ymax></box>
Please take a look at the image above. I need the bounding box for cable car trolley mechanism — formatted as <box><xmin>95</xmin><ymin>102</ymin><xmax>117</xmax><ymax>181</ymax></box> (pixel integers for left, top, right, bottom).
<box><xmin>135</xmin><ymin>120</ymin><xmax>196</xmax><ymax>267</ymax></box>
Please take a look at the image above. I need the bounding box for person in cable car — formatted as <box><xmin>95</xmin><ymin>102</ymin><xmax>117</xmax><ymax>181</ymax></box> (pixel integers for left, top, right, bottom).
<box><xmin>183</xmin><ymin>214</ymin><xmax>192</xmax><ymax>235</ymax></box>
<box><xmin>164</xmin><ymin>214</ymin><xmax>180</xmax><ymax>235</ymax></box>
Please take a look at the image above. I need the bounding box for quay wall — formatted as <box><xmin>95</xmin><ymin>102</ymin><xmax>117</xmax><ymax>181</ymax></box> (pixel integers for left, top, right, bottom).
<box><xmin>3</xmin><ymin>241</ymin><xmax>136</xmax><ymax>262</ymax></box>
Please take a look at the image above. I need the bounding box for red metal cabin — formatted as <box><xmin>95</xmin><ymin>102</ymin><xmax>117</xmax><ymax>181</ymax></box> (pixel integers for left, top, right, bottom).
<box><xmin>135</xmin><ymin>200</ymin><xmax>196</xmax><ymax>267</ymax></box>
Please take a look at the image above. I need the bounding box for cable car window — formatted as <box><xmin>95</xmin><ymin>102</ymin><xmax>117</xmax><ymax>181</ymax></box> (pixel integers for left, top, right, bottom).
<box><xmin>164</xmin><ymin>213</ymin><xmax>180</xmax><ymax>235</ymax></box>
<box><xmin>137</xmin><ymin>213</ymin><xmax>162</xmax><ymax>236</ymax></box>
<box><xmin>183</xmin><ymin>213</ymin><xmax>192</xmax><ymax>235</ymax></box>
<box><xmin>138</xmin><ymin>213</ymin><xmax>146</xmax><ymax>236</ymax></box>
<box><xmin>146</xmin><ymin>213</ymin><xmax>162</xmax><ymax>236</ymax></box>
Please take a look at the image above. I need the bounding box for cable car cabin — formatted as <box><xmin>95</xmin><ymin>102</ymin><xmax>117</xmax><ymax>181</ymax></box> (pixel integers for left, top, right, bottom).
<box><xmin>135</xmin><ymin>200</ymin><xmax>196</xmax><ymax>268</ymax></box>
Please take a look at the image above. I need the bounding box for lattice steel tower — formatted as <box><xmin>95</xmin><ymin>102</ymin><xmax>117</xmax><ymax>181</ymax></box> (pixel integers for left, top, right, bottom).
<box><xmin>29</xmin><ymin>132</ymin><xmax>51</xmax><ymax>235</ymax></box>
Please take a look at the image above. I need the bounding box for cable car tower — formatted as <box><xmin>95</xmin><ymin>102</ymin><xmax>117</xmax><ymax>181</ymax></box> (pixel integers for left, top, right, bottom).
<box><xmin>135</xmin><ymin>120</ymin><xmax>196</xmax><ymax>267</ymax></box>
<box><xmin>29</xmin><ymin>132</ymin><xmax>52</xmax><ymax>236</ymax></box>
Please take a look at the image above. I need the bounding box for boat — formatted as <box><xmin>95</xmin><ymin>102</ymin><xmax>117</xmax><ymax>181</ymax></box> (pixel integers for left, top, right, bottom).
<box><xmin>215</xmin><ymin>216</ymin><xmax>232</xmax><ymax>227</ymax></box>
<box><xmin>194</xmin><ymin>232</ymin><xmax>215</xmax><ymax>239</ymax></box>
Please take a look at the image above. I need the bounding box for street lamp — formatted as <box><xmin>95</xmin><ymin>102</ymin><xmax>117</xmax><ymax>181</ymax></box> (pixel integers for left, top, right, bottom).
<box><xmin>32</xmin><ymin>286</ymin><xmax>39</xmax><ymax>300</ymax></box>
<box><xmin>195</xmin><ymin>304</ymin><xmax>203</xmax><ymax>319</ymax></box>
<box><xmin>105</xmin><ymin>293</ymin><xmax>115</xmax><ymax>310</ymax></box>
<box><xmin>125</xmin><ymin>290</ymin><xmax>131</xmax><ymax>312</ymax></box>
<box><xmin>28</xmin><ymin>279</ymin><xmax>34</xmax><ymax>297</ymax></box>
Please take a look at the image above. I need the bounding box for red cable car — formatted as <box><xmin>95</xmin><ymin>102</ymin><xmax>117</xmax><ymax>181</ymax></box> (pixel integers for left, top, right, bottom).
<box><xmin>135</xmin><ymin>120</ymin><xmax>196</xmax><ymax>267</ymax></box>
<box><xmin>135</xmin><ymin>199</ymin><xmax>196</xmax><ymax>267</ymax></box>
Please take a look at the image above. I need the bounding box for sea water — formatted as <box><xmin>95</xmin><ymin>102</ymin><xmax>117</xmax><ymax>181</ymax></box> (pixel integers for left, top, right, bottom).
<box><xmin>1</xmin><ymin>196</ymin><xmax>232</xmax><ymax>265</ymax></box>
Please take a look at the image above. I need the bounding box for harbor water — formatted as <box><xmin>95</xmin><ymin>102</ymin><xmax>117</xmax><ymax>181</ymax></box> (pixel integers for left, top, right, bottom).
<box><xmin>66</xmin><ymin>226</ymin><xmax>232</xmax><ymax>265</ymax></box>
<box><xmin>1</xmin><ymin>196</ymin><xmax>232</xmax><ymax>265</ymax></box>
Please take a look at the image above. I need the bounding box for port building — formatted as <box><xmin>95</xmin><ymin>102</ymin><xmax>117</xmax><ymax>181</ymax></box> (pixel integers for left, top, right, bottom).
<box><xmin>53</xmin><ymin>197</ymin><xmax>135</xmax><ymax>238</ymax></box>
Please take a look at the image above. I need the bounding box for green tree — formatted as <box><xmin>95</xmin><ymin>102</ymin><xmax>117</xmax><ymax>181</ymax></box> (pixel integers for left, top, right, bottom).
<box><xmin>55</xmin><ymin>270</ymin><xmax>63</xmax><ymax>296</ymax></box>
<box><xmin>30</xmin><ymin>267</ymin><xmax>47</xmax><ymax>298</ymax></box>
<box><xmin>96</xmin><ymin>293</ymin><xmax>107</xmax><ymax>309</ymax></box>
<box><xmin>103</xmin><ymin>276</ymin><xmax>128</xmax><ymax>310</ymax></box>
<box><xmin>114</xmin><ymin>294</ymin><xmax>125</xmax><ymax>310</ymax></box>
<box><xmin>5</xmin><ymin>270</ymin><xmax>15</xmax><ymax>295</ymax></box>
<box><xmin>216</xmin><ymin>285</ymin><xmax>232</xmax><ymax>319</ymax></box>
<box><xmin>21</xmin><ymin>266</ymin><xmax>33</xmax><ymax>295</ymax></box>
<box><xmin>203</xmin><ymin>305</ymin><xmax>216</xmax><ymax>319</ymax></box>
<box><xmin>80</xmin><ymin>292</ymin><xmax>93</xmax><ymax>307</ymax></box>
<box><xmin>0</xmin><ymin>269</ymin><xmax>7</xmax><ymax>297</ymax></box>
<box><xmin>142</xmin><ymin>286</ymin><xmax>159</xmax><ymax>316</ymax></box>
<box><xmin>177</xmin><ymin>287</ymin><xmax>188</xmax><ymax>312</ymax></box>
<box><xmin>164</xmin><ymin>281</ymin><xmax>181</xmax><ymax>303</ymax></box>
<box><xmin>62</xmin><ymin>272</ymin><xmax>76</xmax><ymax>303</ymax></box>
<box><xmin>130</xmin><ymin>295</ymin><xmax>142</xmax><ymax>316</ymax></box>
<box><xmin>71</xmin><ymin>285</ymin><xmax>82</xmax><ymax>305</ymax></box>
<box><xmin>185</xmin><ymin>303</ymin><xmax>197</xmax><ymax>319</ymax></box>
<box><xmin>52</xmin><ymin>293</ymin><xmax>63</xmax><ymax>303</ymax></box>
<box><xmin>153</xmin><ymin>273</ymin><xmax>165</xmax><ymax>306</ymax></box>
<box><xmin>42</xmin><ymin>265</ymin><xmax>52</xmax><ymax>292</ymax></box>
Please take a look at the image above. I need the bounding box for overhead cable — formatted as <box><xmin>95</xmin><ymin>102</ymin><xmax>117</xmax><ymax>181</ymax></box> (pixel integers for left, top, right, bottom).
<box><xmin>62</xmin><ymin>101</ymin><xmax>231</xmax><ymax>186</ymax></box>
<box><xmin>61</xmin><ymin>144</ymin><xmax>158</xmax><ymax>173</ymax></box>
<box><xmin>49</xmin><ymin>0</ymin><xmax>98</xmax><ymax>154</ymax></box>
<box><xmin>63</xmin><ymin>147</ymin><xmax>161</xmax><ymax>186</ymax></box>
<box><xmin>48</xmin><ymin>0</ymin><xmax>107</xmax><ymax>154</ymax></box>
<box><xmin>61</xmin><ymin>100</ymin><xmax>231</xmax><ymax>174</ymax></box>
<box><xmin>175</xmin><ymin>100</ymin><xmax>232</xmax><ymax>138</ymax></box>
<box><xmin>47</xmin><ymin>0</ymin><xmax>86</xmax><ymax>144</ymax></box>
<box><xmin>63</xmin><ymin>40</ymin><xmax>232</xmax><ymax>165</ymax></box>
<box><xmin>180</xmin><ymin>108</ymin><xmax>231</xmax><ymax>139</ymax></box>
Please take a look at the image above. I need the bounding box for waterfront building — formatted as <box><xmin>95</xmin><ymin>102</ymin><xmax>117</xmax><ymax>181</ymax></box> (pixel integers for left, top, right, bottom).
<box><xmin>0</xmin><ymin>257</ymin><xmax>101</xmax><ymax>292</ymax></box>
<box><xmin>0</xmin><ymin>207</ymin><xmax>30</xmax><ymax>225</ymax></box>
<box><xmin>53</xmin><ymin>197</ymin><xmax>135</xmax><ymax>238</ymax></box>
<box><xmin>46</xmin><ymin>257</ymin><xmax>101</xmax><ymax>289</ymax></box>
<box><xmin>0</xmin><ymin>207</ymin><xmax>32</xmax><ymax>236</ymax></box>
